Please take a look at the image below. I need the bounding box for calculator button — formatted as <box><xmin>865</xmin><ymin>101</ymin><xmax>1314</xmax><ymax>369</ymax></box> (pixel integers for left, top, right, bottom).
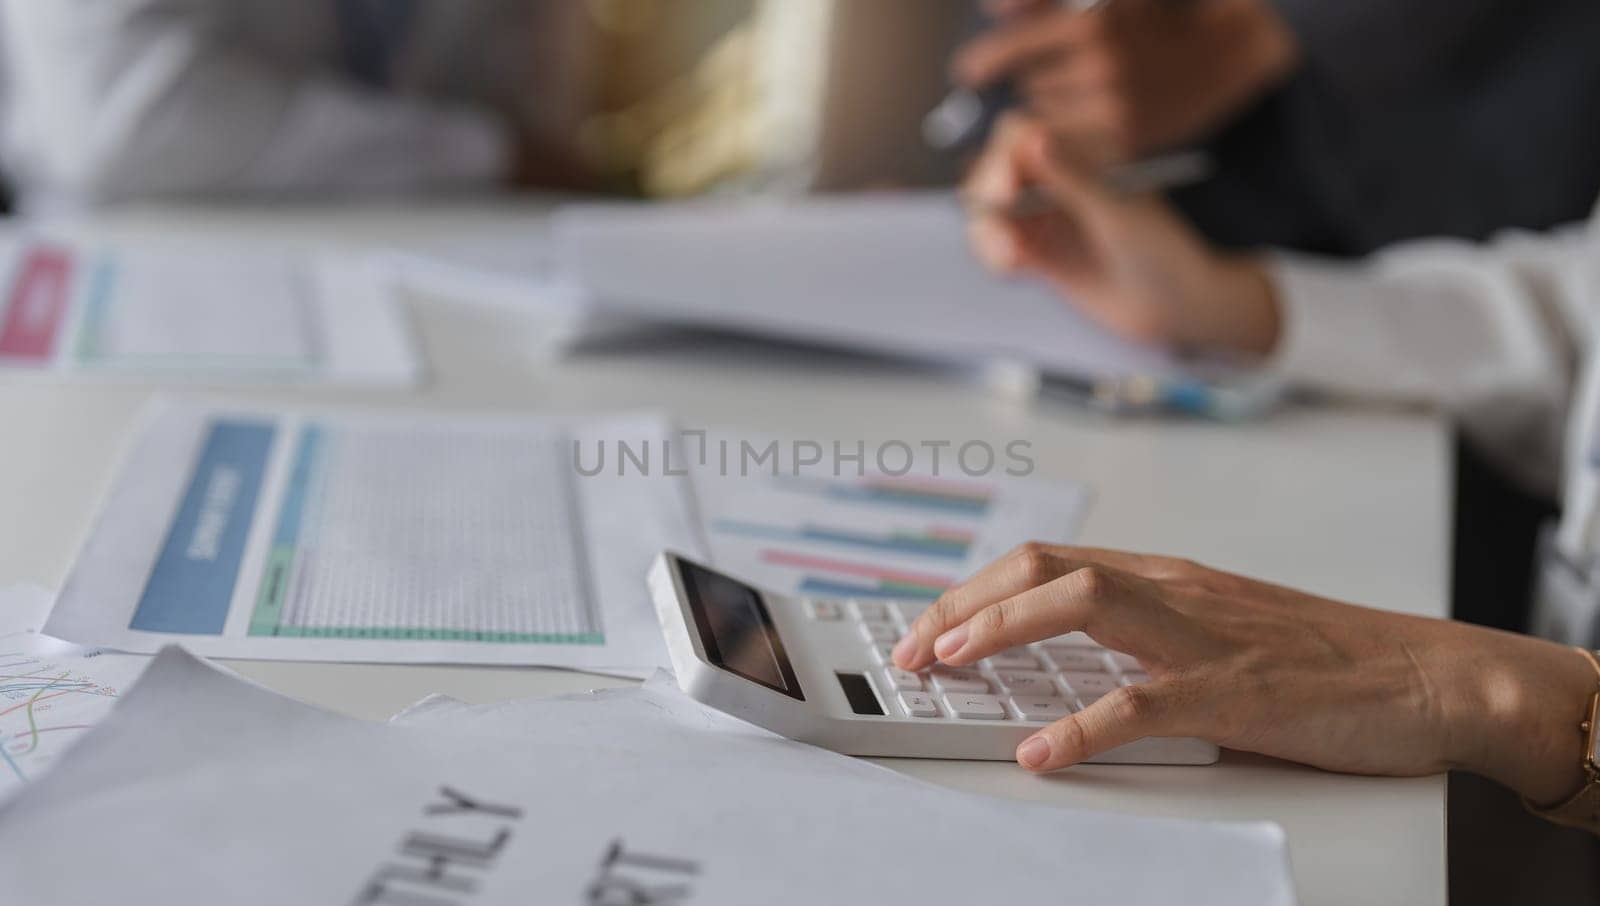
<box><xmin>1008</xmin><ymin>696</ymin><xmax>1072</xmax><ymax>722</ymax></box>
<box><xmin>1119</xmin><ymin>670</ymin><xmax>1151</xmax><ymax>686</ymax></box>
<box><xmin>1043</xmin><ymin>649</ymin><xmax>1110</xmax><ymax>673</ymax></box>
<box><xmin>858</xmin><ymin>622</ymin><xmax>899</xmax><ymax>644</ymax></box>
<box><xmin>898</xmin><ymin>691</ymin><xmax>940</xmax><ymax>718</ymax></box>
<box><xmin>870</xmin><ymin>643</ymin><xmax>898</xmax><ymax>665</ymax></box>
<box><xmin>942</xmin><ymin>693</ymin><xmax>1007</xmax><ymax>720</ymax></box>
<box><xmin>930</xmin><ymin>668</ymin><xmax>990</xmax><ymax>694</ymax></box>
<box><xmin>1060</xmin><ymin>672</ymin><xmax>1118</xmax><ymax>702</ymax></box>
<box><xmin>882</xmin><ymin>667</ymin><xmax>924</xmax><ymax>692</ymax></box>
<box><xmin>991</xmin><ymin>670</ymin><xmax>1055</xmax><ymax>696</ymax></box>
<box><xmin>889</xmin><ymin>600</ymin><xmax>929</xmax><ymax>625</ymax></box>
<box><xmin>849</xmin><ymin>600</ymin><xmax>889</xmax><ymax>623</ymax></box>
<box><xmin>982</xmin><ymin>649</ymin><xmax>1043</xmax><ymax>671</ymax></box>
<box><xmin>1107</xmin><ymin>651</ymin><xmax>1144</xmax><ymax>672</ymax></box>
<box><xmin>806</xmin><ymin>599</ymin><xmax>843</xmax><ymax>621</ymax></box>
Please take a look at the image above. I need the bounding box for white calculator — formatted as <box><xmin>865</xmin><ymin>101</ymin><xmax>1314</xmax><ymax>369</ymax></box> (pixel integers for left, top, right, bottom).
<box><xmin>648</xmin><ymin>552</ymin><xmax>1218</xmax><ymax>764</ymax></box>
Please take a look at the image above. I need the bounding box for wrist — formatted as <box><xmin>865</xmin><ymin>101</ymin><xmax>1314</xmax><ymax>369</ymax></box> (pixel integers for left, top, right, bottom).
<box><xmin>1448</xmin><ymin>634</ymin><xmax>1594</xmax><ymax>805</ymax></box>
<box><xmin>1183</xmin><ymin>255</ymin><xmax>1281</xmax><ymax>357</ymax></box>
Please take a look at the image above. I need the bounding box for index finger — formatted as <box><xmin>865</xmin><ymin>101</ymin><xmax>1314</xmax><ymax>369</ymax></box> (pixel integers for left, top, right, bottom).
<box><xmin>894</xmin><ymin>543</ymin><xmax>1206</xmax><ymax>671</ymax></box>
<box><xmin>931</xmin><ymin>563</ymin><xmax>1149</xmax><ymax>667</ymax></box>
<box><xmin>895</xmin><ymin>543</ymin><xmax>1092</xmax><ymax>671</ymax></box>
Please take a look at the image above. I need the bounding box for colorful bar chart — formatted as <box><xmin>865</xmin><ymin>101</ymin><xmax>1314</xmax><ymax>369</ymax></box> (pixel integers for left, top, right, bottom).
<box><xmin>711</xmin><ymin>519</ymin><xmax>972</xmax><ymax>560</ymax></box>
<box><xmin>697</xmin><ymin>462</ymin><xmax>1089</xmax><ymax>604</ymax></box>
<box><xmin>775</xmin><ymin>475</ymin><xmax>994</xmax><ymax>516</ymax></box>
<box><xmin>761</xmin><ymin>550</ymin><xmax>953</xmax><ymax>600</ymax></box>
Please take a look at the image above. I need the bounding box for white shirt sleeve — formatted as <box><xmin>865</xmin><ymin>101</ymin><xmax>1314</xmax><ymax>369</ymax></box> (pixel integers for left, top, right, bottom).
<box><xmin>0</xmin><ymin>0</ymin><xmax>513</xmax><ymax>207</ymax></box>
<box><xmin>1266</xmin><ymin>216</ymin><xmax>1597</xmax><ymax>493</ymax></box>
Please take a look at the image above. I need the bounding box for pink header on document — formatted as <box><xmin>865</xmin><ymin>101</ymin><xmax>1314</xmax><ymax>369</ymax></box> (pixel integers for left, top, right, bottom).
<box><xmin>0</xmin><ymin>246</ymin><xmax>74</xmax><ymax>361</ymax></box>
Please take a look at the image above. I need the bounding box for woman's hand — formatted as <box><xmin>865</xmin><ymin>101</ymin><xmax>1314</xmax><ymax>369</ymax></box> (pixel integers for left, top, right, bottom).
<box><xmin>956</xmin><ymin>0</ymin><xmax>1300</xmax><ymax>164</ymax></box>
<box><xmin>892</xmin><ymin>543</ymin><xmax>1597</xmax><ymax>806</ymax></box>
<box><xmin>964</xmin><ymin>114</ymin><xmax>1280</xmax><ymax>356</ymax></box>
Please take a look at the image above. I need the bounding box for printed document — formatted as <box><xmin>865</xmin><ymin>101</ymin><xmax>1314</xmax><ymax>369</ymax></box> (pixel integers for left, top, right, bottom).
<box><xmin>0</xmin><ymin>634</ymin><xmax>148</xmax><ymax>799</ymax></box>
<box><xmin>693</xmin><ymin>444</ymin><xmax>1090</xmax><ymax>600</ymax></box>
<box><xmin>552</xmin><ymin>193</ymin><xmax>1190</xmax><ymax>381</ymax></box>
<box><xmin>0</xmin><ymin>584</ymin><xmax>56</xmax><ymax>636</ymax></box>
<box><xmin>44</xmin><ymin>403</ymin><xmax>702</xmax><ymax>672</ymax></box>
<box><xmin>0</xmin><ymin>233</ymin><xmax>419</xmax><ymax>385</ymax></box>
<box><xmin>0</xmin><ymin>647</ymin><xmax>1299</xmax><ymax>905</ymax></box>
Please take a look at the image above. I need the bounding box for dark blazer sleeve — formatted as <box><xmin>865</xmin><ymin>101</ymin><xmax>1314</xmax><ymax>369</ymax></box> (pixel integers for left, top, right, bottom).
<box><xmin>1267</xmin><ymin>0</ymin><xmax>1508</xmax><ymax>99</ymax></box>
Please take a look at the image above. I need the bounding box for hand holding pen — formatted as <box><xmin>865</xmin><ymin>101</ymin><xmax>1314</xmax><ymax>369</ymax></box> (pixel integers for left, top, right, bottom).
<box><xmin>931</xmin><ymin>0</ymin><xmax>1300</xmax><ymax>168</ymax></box>
<box><xmin>963</xmin><ymin>114</ymin><xmax>1281</xmax><ymax>360</ymax></box>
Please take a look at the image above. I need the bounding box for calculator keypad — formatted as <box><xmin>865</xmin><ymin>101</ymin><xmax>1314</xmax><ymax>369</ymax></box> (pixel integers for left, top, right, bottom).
<box><xmin>857</xmin><ymin>622</ymin><xmax>899</xmax><ymax>644</ymax></box>
<box><xmin>816</xmin><ymin>597</ymin><xmax>1151</xmax><ymax>723</ymax></box>
<box><xmin>991</xmin><ymin>670</ymin><xmax>1054</xmax><ymax>696</ymax></box>
<box><xmin>807</xmin><ymin>600</ymin><xmax>843</xmax><ymax>621</ymax></box>
<box><xmin>882</xmin><ymin>667</ymin><xmax>924</xmax><ymax>691</ymax></box>
<box><xmin>898</xmin><ymin>691</ymin><xmax>940</xmax><ymax>718</ymax></box>
<box><xmin>1008</xmin><ymin>696</ymin><xmax>1072</xmax><ymax>721</ymax></box>
<box><xmin>930</xmin><ymin>668</ymin><xmax>990</xmax><ymax>694</ymax></box>
<box><xmin>942</xmin><ymin>693</ymin><xmax>1007</xmax><ymax>720</ymax></box>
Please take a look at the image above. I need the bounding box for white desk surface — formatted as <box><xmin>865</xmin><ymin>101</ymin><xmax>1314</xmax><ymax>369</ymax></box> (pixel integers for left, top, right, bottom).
<box><xmin>0</xmin><ymin>202</ymin><xmax>1452</xmax><ymax>906</ymax></box>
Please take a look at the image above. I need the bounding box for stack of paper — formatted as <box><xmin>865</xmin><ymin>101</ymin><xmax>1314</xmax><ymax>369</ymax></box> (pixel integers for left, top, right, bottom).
<box><xmin>0</xmin><ymin>648</ymin><xmax>1299</xmax><ymax>905</ymax></box>
<box><xmin>380</xmin><ymin>193</ymin><xmax>1189</xmax><ymax>382</ymax></box>
<box><xmin>558</xmin><ymin>193</ymin><xmax>1187</xmax><ymax>380</ymax></box>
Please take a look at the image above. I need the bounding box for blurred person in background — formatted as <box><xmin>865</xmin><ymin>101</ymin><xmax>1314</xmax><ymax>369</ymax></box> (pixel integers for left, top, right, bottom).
<box><xmin>0</xmin><ymin>0</ymin><xmax>603</xmax><ymax>209</ymax></box>
<box><xmin>958</xmin><ymin>0</ymin><xmax>1600</xmax><ymax>256</ymax></box>
<box><xmin>966</xmin><ymin>116</ymin><xmax>1594</xmax><ymax>507</ymax></box>
<box><xmin>0</xmin><ymin>0</ymin><xmax>980</xmax><ymax>210</ymax></box>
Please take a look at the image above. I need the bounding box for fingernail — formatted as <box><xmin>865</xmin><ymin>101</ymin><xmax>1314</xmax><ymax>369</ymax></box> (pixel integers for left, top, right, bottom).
<box><xmin>933</xmin><ymin>625</ymin><xmax>969</xmax><ymax>661</ymax></box>
<box><xmin>1017</xmin><ymin>736</ymin><xmax>1051</xmax><ymax>770</ymax></box>
<box><xmin>891</xmin><ymin>634</ymin><xmax>918</xmax><ymax>666</ymax></box>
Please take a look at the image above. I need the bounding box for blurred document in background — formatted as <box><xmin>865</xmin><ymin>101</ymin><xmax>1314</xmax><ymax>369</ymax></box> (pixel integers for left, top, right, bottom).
<box><xmin>551</xmin><ymin>193</ymin><xmax>1191</xmax><ymax>381</ymax></box>
<box><xmin>45</xmin><ymin>402</ymin><xmax>701</xmax><ymax>674</ymax></box>
<box><xmin>0</xmin><ymin>647</ymin><xmax>1298</xmax><ymax>905</ymax></box>
<box><xmin>0</xmin><ymin>634</ymin><xmax>148</xmax><ymax>800</ymax></box>
<box><xmin>0</xmin><ymin>235</ymin><xmax>418</xmax><ymax>385</ymax></box>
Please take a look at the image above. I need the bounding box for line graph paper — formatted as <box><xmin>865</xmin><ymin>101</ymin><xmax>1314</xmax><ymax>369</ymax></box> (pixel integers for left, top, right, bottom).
<box><xmin>0</xmin><ymin>636</ymin><xmax>147</xmax><ymax>796</ymax></box>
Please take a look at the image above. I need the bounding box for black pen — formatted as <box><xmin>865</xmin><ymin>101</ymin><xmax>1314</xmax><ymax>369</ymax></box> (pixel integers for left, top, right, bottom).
<box><xmin>923</xmin><ymin>0</ymin><xmax>1110</xmax><ymax>150</ymax></box>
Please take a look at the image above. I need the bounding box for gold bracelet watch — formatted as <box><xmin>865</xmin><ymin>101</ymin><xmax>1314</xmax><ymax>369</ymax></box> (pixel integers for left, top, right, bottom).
<box><xmin>1524</xmin><ymin>647</ymin><xmax>1600</xmax><ymax>832</ymax></box>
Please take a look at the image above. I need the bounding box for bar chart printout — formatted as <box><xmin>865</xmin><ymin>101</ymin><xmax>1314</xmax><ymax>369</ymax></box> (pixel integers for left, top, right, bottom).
<box><xmin>697</xmin><ymin>471</ymin><xmax>1090</xmax><ymax>600</ymax></box>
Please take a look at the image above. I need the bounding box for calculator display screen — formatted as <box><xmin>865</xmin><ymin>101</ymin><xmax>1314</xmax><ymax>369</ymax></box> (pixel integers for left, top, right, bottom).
<box><xmin>678</xmin><ymin>561</ymin><xmax>803</xmax><ymax>700</ymax></box>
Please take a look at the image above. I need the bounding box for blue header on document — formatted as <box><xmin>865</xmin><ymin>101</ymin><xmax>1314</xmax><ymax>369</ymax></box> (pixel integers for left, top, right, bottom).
<box><xmin>131</xmin><ymin>420</ymin><xmax>275</xmax><ymax>634</ymax></box>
